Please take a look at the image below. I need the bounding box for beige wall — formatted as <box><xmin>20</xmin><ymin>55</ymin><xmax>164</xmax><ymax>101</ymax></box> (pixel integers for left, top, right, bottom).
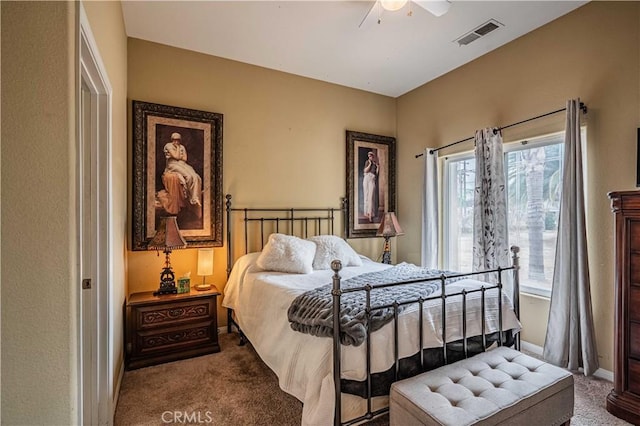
<box><xmin>396</xmin><ymin>1</ymin><xmax>640</xmax><ymax>372</ymax></box>
<box><xmin>2</xmin><ymin>4</ymin><xmax>635</xmax><ymax>422</ymax></box>
<box><xmin>1</xmin><ymin>1</ymin><xmax>128</xmax><ymax>422</ymax></box>
<box><xmin>1</xmin><ymin>1</ymin><xmax>78</xmax><ymax>423</ymax></box>
<box><xmin>126</xmin><ymin>39</ymin><xmax>396</xmax><ymax>326</ymax></box>
<box><xmin>82</xmin><ymin>0</ymin><xmax>128</xmax><ymax>398</ymax></box>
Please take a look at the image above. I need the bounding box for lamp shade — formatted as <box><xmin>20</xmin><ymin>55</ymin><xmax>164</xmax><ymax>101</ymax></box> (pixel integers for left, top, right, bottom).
<box><xmin>197</xmin><ymin>248</ymin><xmax>214</xmax><ymax>276</ymax></box>
<box><xmin>148</xmin><ymin>216</ymin><xmax>187</xmax><ymax>250</ymax></box>
<box><xmin>376</xmin><ymin>212</ymin><xmax>404</xmax><ymax>237</ymax></box>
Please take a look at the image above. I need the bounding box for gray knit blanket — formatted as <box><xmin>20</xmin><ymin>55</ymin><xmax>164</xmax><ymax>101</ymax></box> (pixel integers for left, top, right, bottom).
<box><xmin>287</xmin><ymin>263</ymin><xmax>465</xmax><ymax>346</ymax></box>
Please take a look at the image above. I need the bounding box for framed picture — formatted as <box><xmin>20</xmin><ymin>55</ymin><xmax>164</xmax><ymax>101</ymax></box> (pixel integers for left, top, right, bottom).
<box><xmin>132</xmin><ymin>100</ymin><xmax>223</xmax><ymax>250</ymax></box>
<box><xmin>346</xmin><ymin>130</ymin><xmax>396</xmax><ymax>238</ymax></box>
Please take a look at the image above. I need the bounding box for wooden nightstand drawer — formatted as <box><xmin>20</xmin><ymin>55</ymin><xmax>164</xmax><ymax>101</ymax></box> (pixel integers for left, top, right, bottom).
<box><xmin>126</xmin><ymin>288</ymin><xmax>220</xmax><ymax>370</ymax></box>
<box><xmin>135</xmin><ymin>298</ymin><xmax>214</xmax><ymax>329</ymax></box>
<box><xmin>135</xmin><ymin>321</ymin><xmax>216</xmax><ymax>355</ymax></box>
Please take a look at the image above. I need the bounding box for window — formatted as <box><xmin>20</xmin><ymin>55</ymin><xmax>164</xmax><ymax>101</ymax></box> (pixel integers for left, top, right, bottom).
<box><xmin>443</xmin><ymin>131</ymin><xmax>582</xmax><ymax>298</ymax></box>
<box><xmin>443</xmin><ymin>153</ymin><xmax>475</xmax><ymax>273</ymax></box>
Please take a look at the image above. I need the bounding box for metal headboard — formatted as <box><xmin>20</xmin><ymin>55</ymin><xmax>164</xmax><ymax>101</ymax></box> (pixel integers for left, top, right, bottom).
<box><xmin>225</xmin><ymin>194</ymin><xmax>347</xmax><ymax>277</ymax></box>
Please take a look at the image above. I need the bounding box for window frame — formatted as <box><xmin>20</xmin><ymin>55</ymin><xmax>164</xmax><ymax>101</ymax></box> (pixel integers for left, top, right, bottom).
<box><xmin>442</xmin><ymin>150</ymin><xmax>475</xmax><ymax>272</ymax></box>
<box><xmin>442</xmin><ymin>131</ymin><xmax>567</xmax><ymax>299</ymax></box>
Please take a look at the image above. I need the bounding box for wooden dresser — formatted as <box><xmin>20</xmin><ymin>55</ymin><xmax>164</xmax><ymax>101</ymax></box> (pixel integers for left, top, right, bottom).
<box><xmin>607</xmin><ymin>191</ymin><xmax>640</xmax><ymax>425</ymax></box>
<box><xmin>125</xmin><ymin>287</ymin><xmax>220</xmax><ymax>370</ymax></box>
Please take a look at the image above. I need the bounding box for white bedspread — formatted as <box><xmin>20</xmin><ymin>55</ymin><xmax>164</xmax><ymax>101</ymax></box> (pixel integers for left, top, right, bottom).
<box><xmin>222</xmin><ymin>253</ymin><xmax>521</xmax><ymax>425</ymax></box>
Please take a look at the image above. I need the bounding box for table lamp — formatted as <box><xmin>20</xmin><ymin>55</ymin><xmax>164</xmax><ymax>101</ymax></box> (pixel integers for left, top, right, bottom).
<box><xmin>196</xmin><ymin>248</ymin><xmax>214</xmax><ymax>291</ymax></box>
<box><xmin>149</xmin><ymin>216</ymin><xmax>187</xmax><ymax>295</ymax></box>
<box><xmin>376</xmin><ymin>212</ymin><xmax>404</xmax><ymax>264</ymax></box>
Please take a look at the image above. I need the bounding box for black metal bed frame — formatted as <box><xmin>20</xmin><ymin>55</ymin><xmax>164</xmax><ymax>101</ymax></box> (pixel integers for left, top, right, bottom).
<box><xmin>225</xmin><ymin>194</ymin><xmax>346</xmax><ymax>338</ymax></box>
<box><xmin>224</xmin><ymin>194</ymin><xmax>521</xmax><ymax>426</ymax></box>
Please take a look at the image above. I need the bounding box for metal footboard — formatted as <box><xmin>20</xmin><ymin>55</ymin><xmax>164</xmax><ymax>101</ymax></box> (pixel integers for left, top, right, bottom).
<box><xmin>331</xmin><ymin>247</ymin><xmax>521</xmax><ymax>426</ymax></box>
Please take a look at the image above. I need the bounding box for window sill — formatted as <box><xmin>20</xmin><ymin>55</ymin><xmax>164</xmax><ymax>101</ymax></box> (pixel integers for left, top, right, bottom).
<box><xmin>520</xmin><ymin>285</ymin><xmax>551</xmax><ymax>299</ymax></box>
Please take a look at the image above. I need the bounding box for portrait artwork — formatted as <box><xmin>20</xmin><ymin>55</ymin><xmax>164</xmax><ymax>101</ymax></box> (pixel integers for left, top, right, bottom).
<box><xmin>346</xmin><ymin>130</ymin><xmax>396</xmax><ymax>238</ymax></box>
<box><xmin>132</xmin><ymin>101</ymin><xmax>223</xmax><ymax>249</ymax></box>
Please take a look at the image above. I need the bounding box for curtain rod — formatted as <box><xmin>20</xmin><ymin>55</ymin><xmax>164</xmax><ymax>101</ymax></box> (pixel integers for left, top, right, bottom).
<box><xmin>414</xmin><ymin>102</ymin><xmax>587</xmax><ymax>158</ymax></box>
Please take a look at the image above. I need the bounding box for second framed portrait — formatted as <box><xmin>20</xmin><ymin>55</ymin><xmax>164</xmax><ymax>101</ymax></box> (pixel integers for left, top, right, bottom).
<box><xmin>132</xmin><ymin>100</ymin><xmax>223</xmax><ymax>250</ymax></box>
<box><xmin>346</xmin><ymin>130</ymin><xmax>396</xmax><ymax>238</ymax></box>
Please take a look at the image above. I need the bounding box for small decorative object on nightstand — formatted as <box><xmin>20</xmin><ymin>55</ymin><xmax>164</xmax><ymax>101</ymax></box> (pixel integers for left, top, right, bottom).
<box><xmin>196</xmin><ymin>248</ymin><xmax>214</xmax><ymax>291</ymax></box>
<box><xmin>377</xmin><ymin>212</ymin><xmax>404</xmax><ymax>265</ymax></box>
<box><xmin>148</xmin><ymin>216</ymin><xmax>187</xmax><ymax>296</ymax></box>
<box><xmin>125</xmin><ymin>287</ymin><xmax>221</xmax><ymax>370</ymax></box>
<box><xmin>177</xmin><ymin>275</ymin><xmax>190</xmax><ymax>294</ymax></box>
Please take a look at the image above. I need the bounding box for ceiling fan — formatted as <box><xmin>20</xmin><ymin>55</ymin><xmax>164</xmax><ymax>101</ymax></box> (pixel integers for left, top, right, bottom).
<box><xmin>359</xmin><ymin>0</ymin><xmax>451</xmax><ymax>28</ymax></box>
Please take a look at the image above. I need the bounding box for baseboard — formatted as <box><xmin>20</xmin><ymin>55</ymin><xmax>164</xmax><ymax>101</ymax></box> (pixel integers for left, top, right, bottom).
<box><xmin>218</xmin><ymin>326</ymin><xmax>228</xmax><ymax>335</ymax></box>
<box><xmin>520</xmin><ymin>340</ymin><xmax>613</xmax><ymax>382</ymax></box>
<box><xmin>520</xmin><ymin>340</ymin><xmax>543</xmax><ymax>355</ymax></box>
<box><xmin>113</xmin><ymin>361</ymin><xmax>124</xmax><ymax>417</ymax></box>
<box><xmin>594</xmin><ymin>367</ymin><xmax>614</xmax><ymax>382</ymax></box>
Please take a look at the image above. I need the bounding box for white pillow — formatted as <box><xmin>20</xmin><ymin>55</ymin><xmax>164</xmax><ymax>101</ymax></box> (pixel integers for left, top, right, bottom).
<box><xmin>256</xmin><ymin>233</ymin><xmax>316</xmax><ymax>274</ymax></box>
<box><xmin>307</xmin><ymin>235</ymin><xmax>363</xmax><ymax>270</ymax></box>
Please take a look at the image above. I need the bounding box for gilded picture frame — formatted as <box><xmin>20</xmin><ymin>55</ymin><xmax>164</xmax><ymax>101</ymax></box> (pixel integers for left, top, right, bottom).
<box><xmin>132</xmin><ymin>100</ymin><xmax>223</xmax><ymax>250</ymax></box>
<box><xmin>346</xmin><ymin>130</ymin><xmax>396</xmax><ymax>238</ymax></box>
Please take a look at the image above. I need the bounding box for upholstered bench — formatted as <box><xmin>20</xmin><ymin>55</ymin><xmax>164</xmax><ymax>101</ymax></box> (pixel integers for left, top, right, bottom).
<box><xmin>389</xmin><ymin>346</ymin><xmax>574</xmax><ymax>425</ymax></box>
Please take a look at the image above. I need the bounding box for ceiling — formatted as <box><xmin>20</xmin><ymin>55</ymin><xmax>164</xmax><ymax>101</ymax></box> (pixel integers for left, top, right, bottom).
<box><xmin>121</xmin><ymin>1</ymin><xmax>587</xmax><ymax>98</ymax></box>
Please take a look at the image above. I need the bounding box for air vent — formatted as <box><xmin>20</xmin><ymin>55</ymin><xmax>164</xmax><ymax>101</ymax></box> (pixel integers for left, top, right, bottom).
<box><xmin>454</xmin><ymin>19</ymin><xmax>503</xmax><ymax>46</ymax></box>
<box><xmin>457</xmin><ymin>33</ymin><xmax>481</xmax><ymax>46</ymax></box>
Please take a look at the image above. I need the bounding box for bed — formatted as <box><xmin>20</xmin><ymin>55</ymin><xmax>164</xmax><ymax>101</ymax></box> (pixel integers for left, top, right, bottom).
<box><xmin>222</xmin><ymin>195</ymin><xmax>521</xmax><ymax>426</ymax></box>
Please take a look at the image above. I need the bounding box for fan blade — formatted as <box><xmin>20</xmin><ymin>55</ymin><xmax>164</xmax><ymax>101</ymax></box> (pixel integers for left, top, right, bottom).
<box><xmin>413</xmin><ymin>0</ymin><xmax>451</xmax><ymax>17</ymax></box>
<box><xmin>359</xmin><ymin>0</ymin><xmax>379</xmax><ymax>28</ymax></box>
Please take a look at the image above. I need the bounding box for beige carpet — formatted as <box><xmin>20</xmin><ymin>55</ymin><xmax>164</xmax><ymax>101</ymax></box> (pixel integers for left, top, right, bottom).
<box><xmin>115</xmin><ymin>333</ymin><xmax>630</xmax><ymax>425</ymax></box>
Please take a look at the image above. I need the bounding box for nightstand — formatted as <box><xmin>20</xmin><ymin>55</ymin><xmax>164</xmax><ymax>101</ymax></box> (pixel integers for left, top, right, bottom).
<box><xmin>125</xmin><ymin>287</ymin><xmax>220</xmax><ymax>370</ymax></box>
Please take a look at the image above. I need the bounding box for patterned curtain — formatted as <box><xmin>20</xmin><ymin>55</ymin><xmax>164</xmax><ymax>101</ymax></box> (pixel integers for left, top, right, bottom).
<box><xmin>543</xmin><ymin>99</ymin><xmax>598</xmax><ymax>376</ymax></box>
<box><xmin>472</xmin><ymin>128</ymin><xmax>512</xmax><ymax>296</ymax></box>
<box><xmin>421</xmin><ymin>148</ymin><xmax>439</xmax><ymax>269</ymax></box>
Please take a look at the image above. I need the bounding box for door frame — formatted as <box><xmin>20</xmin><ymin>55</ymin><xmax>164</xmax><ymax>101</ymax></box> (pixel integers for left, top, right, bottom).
<box><xmin>78</xmin><ymin>5</ymin><xmax>113</xmax><ymax>425</ymax></box>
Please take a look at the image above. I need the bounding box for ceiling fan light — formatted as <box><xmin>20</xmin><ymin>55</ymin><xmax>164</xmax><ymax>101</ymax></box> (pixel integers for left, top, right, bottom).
<box><xmin>380</xmin><ymin>0</ymin><xmax>409</xmax><ymax>12</ymax></box>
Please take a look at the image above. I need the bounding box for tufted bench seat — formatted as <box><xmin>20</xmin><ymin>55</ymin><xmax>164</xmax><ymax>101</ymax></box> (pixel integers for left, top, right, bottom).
<box><xmin>389</xmin><ymin>346</ymin><xmax>574</xmax><ymax>425</ymax></box>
